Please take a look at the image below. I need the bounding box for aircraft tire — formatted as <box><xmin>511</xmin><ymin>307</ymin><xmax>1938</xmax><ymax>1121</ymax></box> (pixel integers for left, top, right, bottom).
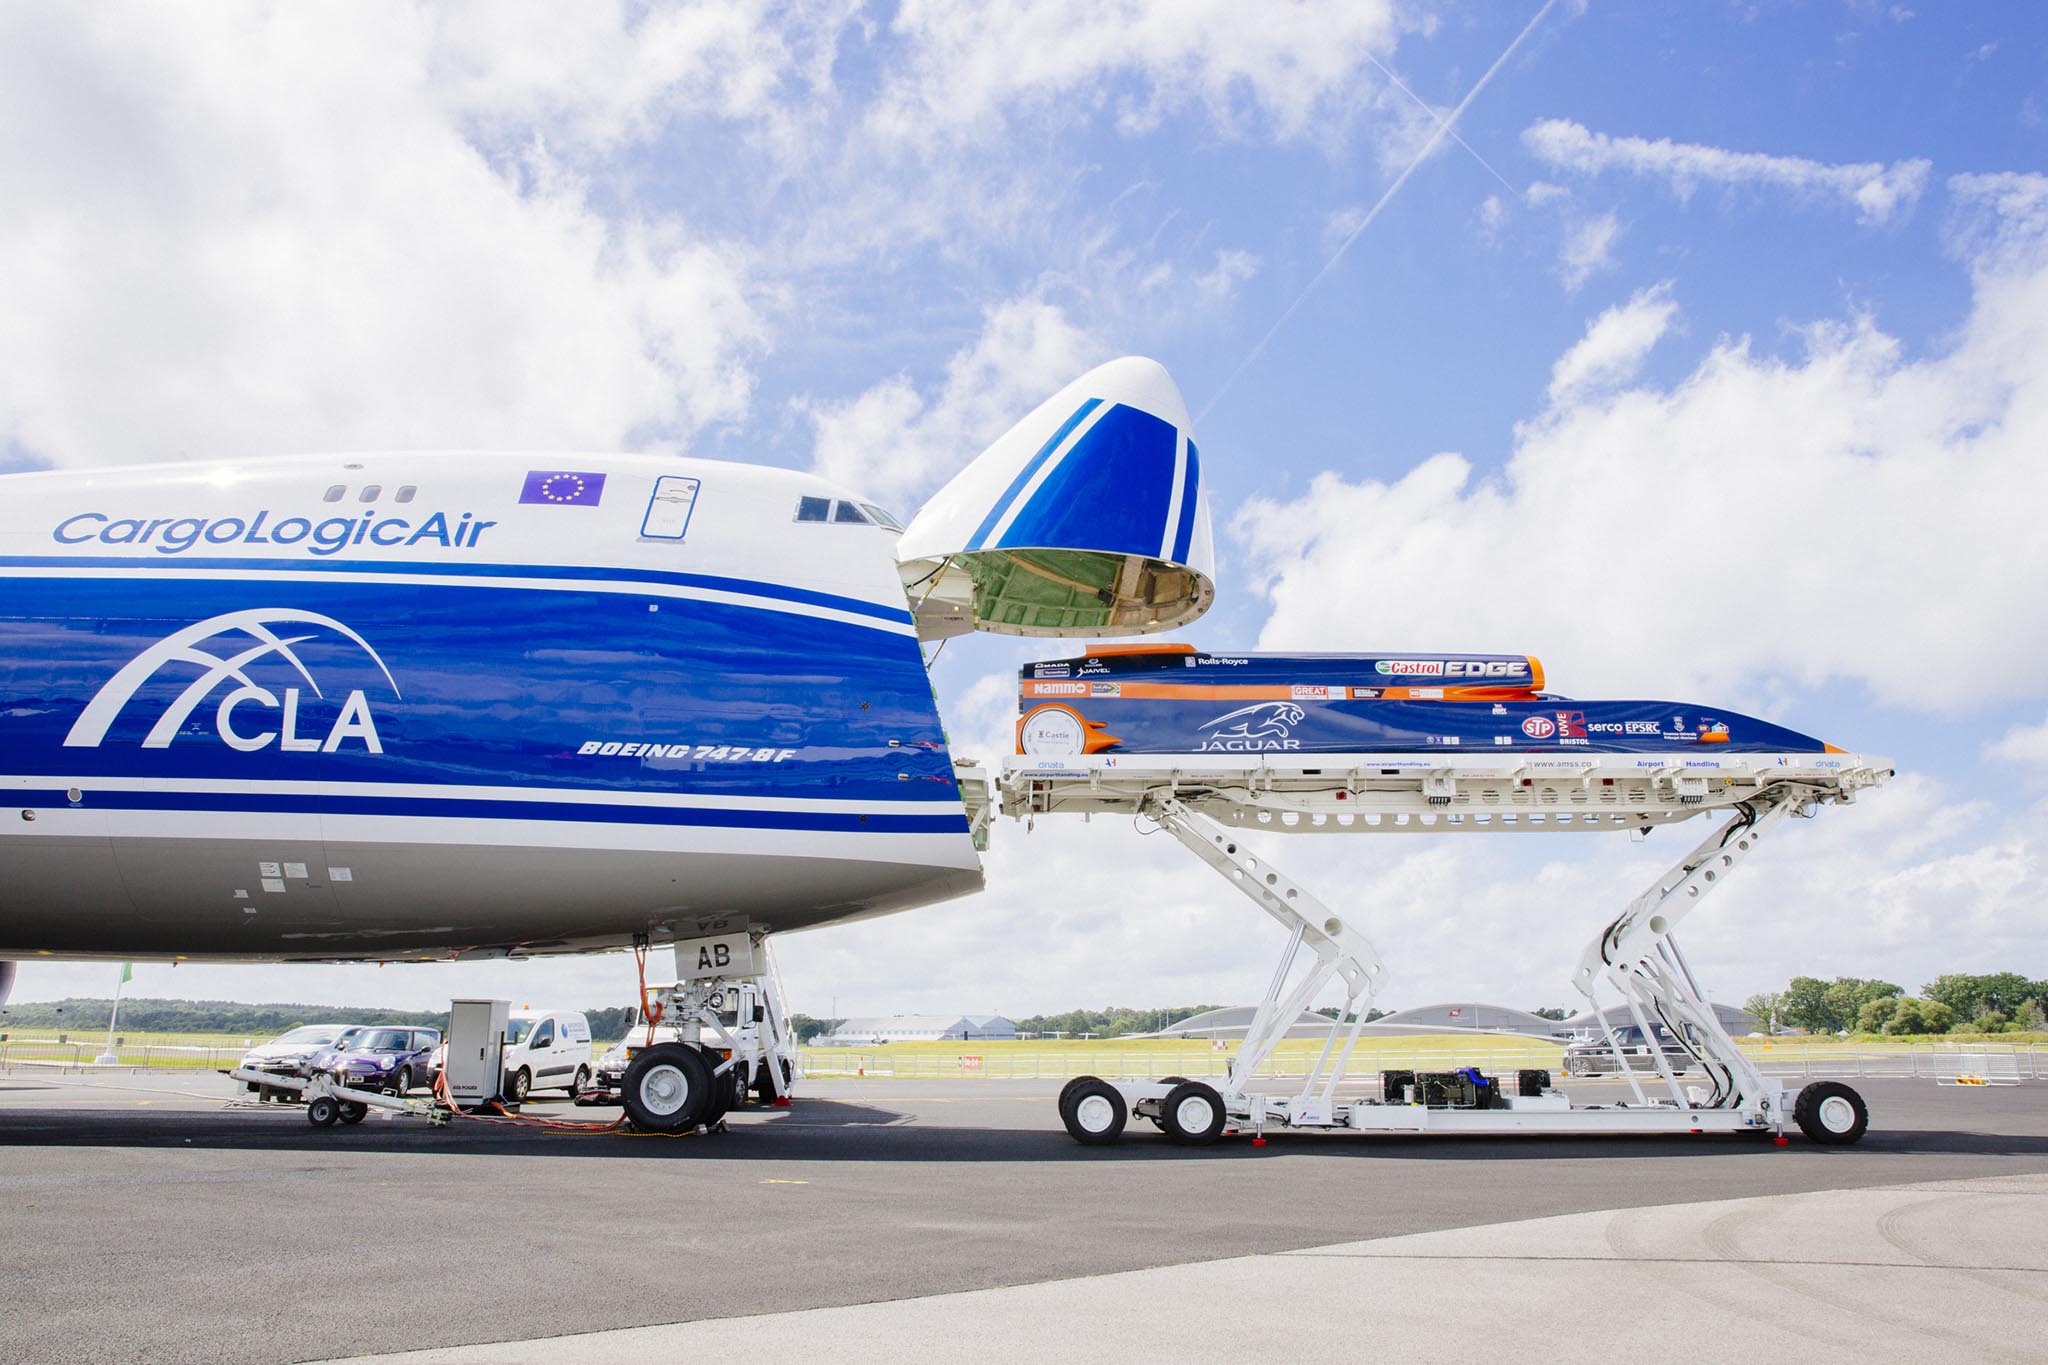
<box><xmin>621</xmin><ymin>1044</ymin><xmax>713</xmax><ymax>1134</ymax></box>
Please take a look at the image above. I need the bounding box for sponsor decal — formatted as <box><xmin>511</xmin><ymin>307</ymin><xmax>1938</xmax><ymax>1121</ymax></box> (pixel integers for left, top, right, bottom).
<box><xmin>1350</xmin><ymin>687</ymin><xmax>1381</xmax><ymax>699</ymax></box>
<box><xmin>1410</xmin><ymin>687</ymin><xmax>1444</xmax><ymax>699</ymax></box>
<box><xmin>1291</xmin><ymin>685</ymin><xmax>1334</xmax><ymax>700</ymax></box>
<box><xmin>1019</xmin><ymin>706</ymin><xmax>1088</xmax><ymax>756</ymax></box>
<box><xmin>518</xmin><ymin>470</ymin><xmax>607</xmax><ymax>506</ymax></box>
<box><xmin>1371</xmin><ymin>658</ymin><xmax>1531</xmax><ymax>680</ymax></box>
<box><xmin>1554</xmin><ymin>710</ymin><xmax>1587</xmax><ymax>739</ymax></box>
<box><xmin>1089</xmin><ymin>682</ymin><xmax>1121</xmax><ymax>696</ymax></box>
<box><xmin>53</xmin><ymin>509</ymin><xmax>496</xmax><ymax>556</ymax></box>
<box><xmin>1032</xmin><ymin>664</ymin><xmax>1071</xmax><ymax>678</ymax></box>
<box><xmin>578</xmin><ymin>741</ymin><xmax>795</xmax><ymax>762</ymax></box>
<box><xmin>1587</xmin><ymin>721</ymin><xmax>1663</xmax><ymax>735</ymax></box>
<box><xmin>1521</xmin><ymin>715</ymin><xmax>1556</xmax><ymax>739</ymax></box>
<box><xmin>1197</xmin><ymin>701</ymin><xmax>1305</xmax><ymax>752</ymax></box>
<box><xmin>1491</xmin><ymin>704</ymin><xmax>1509</xmax><ymax>716</ymax></box>
<box><xmin>1426</xmin><ymin>735</ymin><xmax>1462</xmax><ymax>746</ymax></box>
<box><xmin>64</xmin><ymin>609</ymin><xmax>398</xmax><ymax>754</ymax></box>
<box><xmin>1027</xmin><ymin>681</ymin><xmax>1087</xmax><ymax>697</ymax></box>
<box><xmin>1195</xmin><ymin>656</ymin><xmax>1249</xmax><ymax>666</ymax></box>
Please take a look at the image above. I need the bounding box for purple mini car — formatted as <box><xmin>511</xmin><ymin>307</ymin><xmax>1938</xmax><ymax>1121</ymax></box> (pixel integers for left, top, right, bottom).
<box><xmin>309</xmin><ymin>1026</ymin><xmax>442</xmax><ymax>1094</ymax></box>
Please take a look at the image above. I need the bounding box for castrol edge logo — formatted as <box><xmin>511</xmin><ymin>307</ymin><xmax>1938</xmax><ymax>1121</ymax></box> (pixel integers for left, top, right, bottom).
<box><xmin>65</xmin><ymin>609</ymin><xmax>398</xmax><ymax>754</ymax></box>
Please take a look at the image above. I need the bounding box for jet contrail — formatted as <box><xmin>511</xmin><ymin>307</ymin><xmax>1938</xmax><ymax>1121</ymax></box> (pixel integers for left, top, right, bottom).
<box><xmin>1196</xmin><ymin>0</ymin><xmax>1557</xmax><ymax>425</ymax></box>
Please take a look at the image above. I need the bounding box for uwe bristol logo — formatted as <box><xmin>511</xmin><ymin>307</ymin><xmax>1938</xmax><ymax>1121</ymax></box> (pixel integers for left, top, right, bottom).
<box><xmin>64</xmin><ymin>609</ymin><xmax>400</xmax><ymax>754</ymax></box>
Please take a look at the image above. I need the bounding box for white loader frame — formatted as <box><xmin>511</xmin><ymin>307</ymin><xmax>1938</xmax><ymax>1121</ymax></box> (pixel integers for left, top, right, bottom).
<box><xmin>1005</xmin><ymin>751</ymin><xmax>1892</xmax><ymax>1146</ymax></box>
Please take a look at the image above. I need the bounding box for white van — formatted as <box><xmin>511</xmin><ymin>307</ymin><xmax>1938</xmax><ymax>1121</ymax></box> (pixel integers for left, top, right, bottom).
<box><xmin>502</xmin><ymin>1009</ymin><xmax>593</xmax><ymax>1101</ymax></box>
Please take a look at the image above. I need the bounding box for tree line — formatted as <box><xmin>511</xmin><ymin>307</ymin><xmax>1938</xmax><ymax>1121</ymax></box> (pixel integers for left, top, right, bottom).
<box><xmin>0</xmin><ymin>997</ymin><xmax>848</xmax><ymax>1045</ymax></box>
<box><xmin>1744</xmin><ymin>972</ymin><xmax>2048</xmax><ymax>1037</ymax></box>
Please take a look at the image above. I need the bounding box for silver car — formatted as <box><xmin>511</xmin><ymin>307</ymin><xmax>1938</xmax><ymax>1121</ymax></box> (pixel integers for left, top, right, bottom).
<box><xmin>1561</xmin><ymin>1023</ymin><xmax>1695</xmax><ymax>1077</ymax></box>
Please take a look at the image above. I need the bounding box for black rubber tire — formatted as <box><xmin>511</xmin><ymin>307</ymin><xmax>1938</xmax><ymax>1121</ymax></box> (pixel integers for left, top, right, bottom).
<box><xmin>337</xmin><ymin>1101</ymin><xmax>368</xmax><ymax>1125</ymax></box>
<box><xmin>506</xmin><ymin>1067</ymin><xmax>532</xmax><ymax>1104</ymax></box>
<box><xmin>307</xmin><ymin>1096</ymin><xmax>340</xmax><ymax>1128</ymax></box>
<box><xmin>392</xmin><ymin>1067</ymin><xmax>412</xmax><ymax>1096</ymax></box>
<box><xmin>1059</xmin><ymin>1077</ymin><xmax>1127</xmax><ymax>1146</ymax></box>
<box><xmin>1159</xmin><ymin>1080</ymin><xmax>1228</xmax><ymax>1147</ymax></box>
<box><xmin>1794</xmin><ymin>1081</ymin><xmax>1869</xmax><ymax>1145</ymax></box>
<box><xmin>621</xmin><ymin>1043</ymin><xmax>713</xmax><ymax>1134</ymax></box>
<box><xmin>571</xmin><ymin>1065</ymin><xmax>591</xmax><ymax>1096</ymax></box>
<box><xmin>1147</xmin><ymin>1076</ymin><xmax>1193</xmax><ymax>1129</ymax></box>
<box><xmin>699</xmin><ymin>1064</ymin><xmax>737</xmax><ymax>1128</ymax></box>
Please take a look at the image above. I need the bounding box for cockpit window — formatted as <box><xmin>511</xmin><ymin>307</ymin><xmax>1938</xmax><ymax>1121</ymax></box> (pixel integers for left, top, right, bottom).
<box><xmin>859</xmin><ymin>503</ymin><xmax>904</xmax><ymax>531</ymax></box>
<box><xmin>831</xmin><ymin>500</ymin><xmax>870</xmax><ymax>524</ymax></box>
<box><xmin>794</xmin><ymin>496</ymin><xmax>830</xmax><ymax>523</ymax></box>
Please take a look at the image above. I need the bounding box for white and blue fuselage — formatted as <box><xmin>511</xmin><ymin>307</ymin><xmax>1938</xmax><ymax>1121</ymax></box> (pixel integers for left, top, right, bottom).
<box><xmin>0</xmin><ymin>451</ymin><xmax>983</xmax><ymax>960</ymax></box>
<box><xmin>0</xmin><ymin>358</ymin><xmax>1219</xmax><ymax>968</ymax></box>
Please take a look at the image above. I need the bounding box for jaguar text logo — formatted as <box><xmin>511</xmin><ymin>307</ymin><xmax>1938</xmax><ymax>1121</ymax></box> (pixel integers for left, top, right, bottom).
<box><xmin>64</xmin><ymin>609</ymin><xmax>400</xmax><ymax>754</ymax></box>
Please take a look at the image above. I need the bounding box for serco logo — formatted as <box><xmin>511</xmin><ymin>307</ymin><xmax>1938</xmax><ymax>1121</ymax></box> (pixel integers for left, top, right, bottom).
<box><xmin>64</xmin><ymin>609</ymin><xmax>400</xmax><ymax>754</ymax></box>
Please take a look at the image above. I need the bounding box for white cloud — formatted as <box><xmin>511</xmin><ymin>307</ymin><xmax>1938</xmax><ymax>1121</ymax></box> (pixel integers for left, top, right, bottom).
<box><xmin>0</xmin><ymin>7</ymin><xmax>776</xmax><ymax>470</ymax></box>
<box><xmin>1522</xmin><ymin>118</ymin><xmax>1933</xmax><ymax>225</ymax></box>
<box><xmin>1988</xmin><ymin>712</ymin><xmax>2048</xmax><ymax>769</ymax></box>
<box><xmin>802</xmin><ymin>296</ymin><xmax>1104</xmax><ymax>505</ymax></box>
<box><xmin>1477</xmin><ymin>193</ymin><xmax>1506</xmax><ymax>237</ymax></box>
<box><xmin>1236</xmin><ymin>177</ymin><xmax>2048</xmax><ymax>714</ymax></box>
<box><xmin>1557</xmin><ymin>210</ymin><xmax>1621</xmax><ymax>290</ymax></box>
<box><xmin>1546</xmin><ymin>281</ymin><xmax>1677</xmax><ymax>402</ymax></box>
<box><xmin>871</xmin><ymin>0</ymin><xmax>1411</xmax><ymax>148</ymax></box>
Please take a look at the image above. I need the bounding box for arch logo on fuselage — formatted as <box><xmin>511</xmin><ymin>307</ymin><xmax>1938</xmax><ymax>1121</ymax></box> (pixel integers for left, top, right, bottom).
<box><xmin>63</xmin><ymin>609</ymin><xmax>401</xmax><ymax>754</ymax></box>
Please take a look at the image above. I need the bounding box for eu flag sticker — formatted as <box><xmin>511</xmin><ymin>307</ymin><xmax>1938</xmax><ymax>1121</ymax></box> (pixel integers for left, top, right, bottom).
<box><xmin>519</xmin><ymin>470</ymin><xmax>607</xmax><ymax>506</ymax></box>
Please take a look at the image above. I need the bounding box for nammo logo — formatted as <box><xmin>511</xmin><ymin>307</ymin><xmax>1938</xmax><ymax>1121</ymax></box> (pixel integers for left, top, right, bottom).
<box><xmin>1197</xmin><ymin>701</ymin><xmax>1306</xmax><ymax>752</ymax></box>
<box><xmin>64</xmin><ymin>609</ymin><xmax>400</xmax><ymax>754</ymax></box>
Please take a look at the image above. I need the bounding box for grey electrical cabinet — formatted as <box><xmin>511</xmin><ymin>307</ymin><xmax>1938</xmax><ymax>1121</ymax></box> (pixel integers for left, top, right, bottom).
<box><xmin>447</xmin><ymin>998</ymin><xmax>510</xmax><ymax>1106</ymax></box>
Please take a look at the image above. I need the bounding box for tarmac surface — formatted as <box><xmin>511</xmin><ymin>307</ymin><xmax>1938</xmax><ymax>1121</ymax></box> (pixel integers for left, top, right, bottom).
<box><xmin>2</xmin><ymin>1070</ymin><xmax>2045</xmax><ymax>1364</ymax></box>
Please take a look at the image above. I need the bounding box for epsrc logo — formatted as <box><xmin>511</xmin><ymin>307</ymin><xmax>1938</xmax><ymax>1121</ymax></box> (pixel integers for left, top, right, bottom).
<box><xmin>64</xmin><ymin>609</ymin><xmax>399</xmax><ymax>755</ymax></box>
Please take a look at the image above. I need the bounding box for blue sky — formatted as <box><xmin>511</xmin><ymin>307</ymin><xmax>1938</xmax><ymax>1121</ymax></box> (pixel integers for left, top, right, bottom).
<box><xmin>5</xmin><ymin>1</ymin><xmax>2045</xmax><ymax>1019</ymax></box>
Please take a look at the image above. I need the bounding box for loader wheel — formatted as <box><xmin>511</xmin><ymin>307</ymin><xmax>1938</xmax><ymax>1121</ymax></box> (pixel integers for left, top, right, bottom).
<box><xmin>1060</xmin><ymin>1078</ymin><xmax>1127</xmax><ymax>1146</ymax></box>
<box><xmin>1147</xmin><ymin>1077</ymin><xmax>1192</xmax><ymax>1129</ymax></box>
<box><xmin>338</xmin><ymin>1101</ymin><xmax>368</xmax><ymax>1125</ymax></box>
<box><xmin>307</xmin><ymin>1096</ymin><xmax>340</xmax><ymax>1128</ymax></box>
<box><xmin>1794</xmin><ymin>1081</ymin><xmax>1868</xmax><ymax>1145</ymax></box>
<box><xmin>1160</xmin><ymin>1081</ymin><xmax>1228</xmax><ymax>1147</ymax></box>
<box><xmin>621</xmin><ymin>1044</ymin><xmax>713</xmax><ymax>1134</ymax></box>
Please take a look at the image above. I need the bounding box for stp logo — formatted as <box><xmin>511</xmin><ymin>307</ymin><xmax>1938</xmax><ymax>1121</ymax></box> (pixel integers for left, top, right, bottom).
<box><xmin>1521</xmin><ymin>715</ymin><xmax>1556</xmax><ymax>739</ymax></box>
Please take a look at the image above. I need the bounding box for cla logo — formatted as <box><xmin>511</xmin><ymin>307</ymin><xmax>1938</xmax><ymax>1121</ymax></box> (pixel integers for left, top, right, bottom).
<box><xmin>1198</xmin><ymin>702</ymin><xmax>1306</xmax><ymax>751</ymax></box>
<box><xmin>64</xmin><ymin>609</ymin><xmax>400</xmax><ymax>754</ymax></box>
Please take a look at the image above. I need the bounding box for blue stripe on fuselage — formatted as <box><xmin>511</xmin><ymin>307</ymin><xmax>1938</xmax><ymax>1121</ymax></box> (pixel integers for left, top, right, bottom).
<box><xmin>6</xmin><ymin>787</ymin><xmax>968</xmax><ymax>834</ymax></box>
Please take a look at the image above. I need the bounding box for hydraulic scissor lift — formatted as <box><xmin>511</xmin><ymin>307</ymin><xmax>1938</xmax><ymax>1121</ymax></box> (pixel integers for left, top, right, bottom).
<box><xmin>1000</xmin><ymin>750</ymin><xmax>1893</xmax><ymax>1148</ymax></box>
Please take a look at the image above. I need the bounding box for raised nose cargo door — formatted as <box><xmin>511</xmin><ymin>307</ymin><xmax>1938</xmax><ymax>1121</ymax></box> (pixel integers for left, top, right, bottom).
<box><xmin>897</xmin><ymin>357</ymin><xmax>1214</xmax><ymax>640</ymax></box>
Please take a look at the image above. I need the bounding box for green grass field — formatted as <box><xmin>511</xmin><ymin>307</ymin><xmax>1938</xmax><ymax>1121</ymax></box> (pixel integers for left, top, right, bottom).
<box><xmin>4</xmin><ymin>1025</ymin><xmax>2040</xmax><ymax>1079</ymax></box>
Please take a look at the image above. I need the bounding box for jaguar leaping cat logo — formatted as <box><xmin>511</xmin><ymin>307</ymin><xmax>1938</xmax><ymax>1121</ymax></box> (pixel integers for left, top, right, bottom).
<box><xmin>65</xmin><ymin>609</ymin><xmax>400</xmax><ymax>753</ymax></box>
<box><xmin>1197</xmin><ymin>701</ymin><xmax>1306</xmax><ymax>751</ymax></box>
